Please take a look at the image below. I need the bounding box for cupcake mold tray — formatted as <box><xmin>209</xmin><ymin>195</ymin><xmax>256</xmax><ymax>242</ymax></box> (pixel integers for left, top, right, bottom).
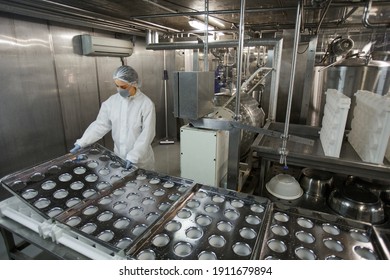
<box><xmin>259</xmin><ymin>203</ymin><xmax>386</xmax><ymax>260</ymax></box>
<box><xmin>0</xmin><ymin>144</ymin><xmax>388</xmax><ymax>259</ymax></box>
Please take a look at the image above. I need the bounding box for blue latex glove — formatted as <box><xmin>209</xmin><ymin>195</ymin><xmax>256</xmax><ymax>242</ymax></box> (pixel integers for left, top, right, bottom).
<box><xmin>125</xmin><ymin>160</ymin><xmax>132</xmax><ymax>169</ymax></box>
<box><xmin>70</xmin><ymin>144</ymin><xmax>81</xmax><ymax>154</ymax></box>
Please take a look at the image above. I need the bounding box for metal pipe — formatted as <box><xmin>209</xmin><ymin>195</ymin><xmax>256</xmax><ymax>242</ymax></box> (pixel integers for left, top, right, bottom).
<box><xmin>315</xmin><ymin>0</ymin><xmax>332</xmax><ymax>34</ymax></box>
<box><xmin>280</xmin><ymin>0</ymin><xmax>302</xmax><ymax>166</ymax></box>
<box><xmin>163</xmin><ymin>50</ymin><xmax>169</xmax><ymax>139</ymax></box>
<box><xmin>363</xmin><ymin>0</ymin><xmax>390</xmax><ymax>29</ymax></box>
<box><xmin>204</xmin><ymin>0</ymin><xmax>209</xmax><ymax>72</ymax></box>
<box><xmin>234</xmin><ymin>0</ymin><xmax>246</xmax><ymax>119</ymax></box>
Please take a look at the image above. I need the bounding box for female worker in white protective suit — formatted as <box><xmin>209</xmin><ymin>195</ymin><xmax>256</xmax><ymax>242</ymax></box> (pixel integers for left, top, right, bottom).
<box><xmin>70</xmin><ymin>65</ymin><xmax>156</xmax><ymax>170</ymax></box>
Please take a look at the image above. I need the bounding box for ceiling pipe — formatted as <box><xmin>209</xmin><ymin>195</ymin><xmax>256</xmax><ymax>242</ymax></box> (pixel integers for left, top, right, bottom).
<box><xmin>362</xmin><ymin>0</ymin><xmax>390</xmax><ymax>29</ymax></box>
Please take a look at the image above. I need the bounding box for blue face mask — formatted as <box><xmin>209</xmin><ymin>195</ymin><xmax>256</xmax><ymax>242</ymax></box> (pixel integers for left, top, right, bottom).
<box><xmin>118</xmin><ymin>88</ymin><xmax>129</xmax><ymax>98</ymax></box>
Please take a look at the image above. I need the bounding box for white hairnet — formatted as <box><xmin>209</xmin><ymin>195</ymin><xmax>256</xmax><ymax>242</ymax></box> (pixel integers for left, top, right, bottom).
<box><xmin>113</xmin><ymin>65</ymin><xmax>139</xmax><ymax>85</ymax></box>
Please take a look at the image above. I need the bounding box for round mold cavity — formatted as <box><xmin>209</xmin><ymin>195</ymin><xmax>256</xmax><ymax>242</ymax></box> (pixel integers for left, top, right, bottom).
<box><xmin>63</xmin><ymin>159</ymin><xmax>74</xmax><ymax>167</ymax></box>
<box><xmin>47</xmin><ymin>207</ymin><xmax>63</xmax><ymax>217</ymax></box>
<box><xmin>297</xmin><ymin>217</ymin><xmax>314</xmax><ymax>229</ymax></box>
<box><xmin>146</xmin><ymin>212</ymin><xmax>160</xmax><ymax>222</ymax></box>
<box><xmin>212</xmin><ymin>195</ymin><xmax>225</xmax><ymax>203</ymax></box>
<box><xmin>349</xmin><ymin>230</ymin><xmax>370</xmax><ymax>243</ymax></box>
<box><xmin>85</xmin><ymin>174</ymin><xmax>98</xmax><ymax>183</ymax></box>
<box><xmin>198</xmin><ymin>251</ymin><xmax>217</xmax><ymax>260</ymax></box>
<box><xmin>116</xmin><ymin>238</ymin><xmax>132</xmax><ymax>250</ymax></box>
<box><xmin>271</xmin><ymin>225</ymin><xmax>289</xmax><ymax>236</ymax></box>
<box><xmin>132</xmin><ymin>224</ymin><xmax>147</xmax><ymax>236</ymax></box>
<box><xmin>88</xmin><ymin>206</ymin><xmax>108</xmax><ymax>219</ymax></box>
<box><xmin>12</xmin><ymin>181</ymin><xmax>26</xmax><ymax>189</ymax></box>
<box><xmin>208</xmin><ymin>235</ymin><xmax>226</xmax><ymax>248</ymax></box>
<box><xmin>178</xmin><ymin>185</ymin><xmax>189</xmax><ymax>192</ymax></box>
<box><xmin>86</xmin><ymin>160</ymin><xmax>99</xmax><ymax>169</ymax></box>
<box><xmin>295</xmin><ymin>247</ymin><xmax>317</xmax><ymax>260</ymax></box>
<box><xmin>137</xmin><ymin>249</ymin><xmax>156</xmax><ymax>260</ymax></box>
<box><xmin>70</xmin><ymin>181</ymin><xmax>84</xmax><ymax>190</ymax></box>
<box><xmin>152</xmin><ymin>234</ymin><xmax>170</xmax><ymax>247</ymax></box>
<box><xmin>34</xmin><ymin>198</ymin><xmax>51</xmax><ymax>209</ymax></box>
<box><xmin>153</xmin><ymin>189</ymin><xmax>166</xmax><ymax>197</ymax></box>
<box><xmin>110</xmin><ymin>175</ymin><xmax>122</xmax><ymax>183</ymax></box>
<box><xmin>217</xmin><ymin>221</ymin><xmax>233</xmax><ymax>232</ymax></box>
<box><xmin>233</xmin><ymin>242</ymin><xmax>252</xmax><ymax>257</ymax></box>
<box><xmin>231</xmin><ymin>199</ymin><xmax>244</xmax><ymax>208</ymax></box>
<box><xmin>22</xmin><ymin>189</ymin><xmax>38</xmax><ymax>200</ymax></box>
<box><xmin>354</xmin><ymin>246</ymin><xmax>378</xmax><ymax>260</ymax></box>
<box><xmin>239</xmin><ymin>227</ymin><xmax>257</xmax><ymax>239</ymax></box>
<box><xmin>295</xmin><ymin>231</ymin><xmax>315</xmax><ymax>244</ymax></box>
<box><xmin>66</xmin><ymin>197</ymin><xmax>81</xmax><ymax>207</ymax></box>
<box><xmin>81</xmin><ymin>223</ymin><xmax>97</xmax><ymax>234</ymax></box>
<box><xmin>323</xmin><ymin>238</ymin><xmax>344</xmax><ymax>252</ymax></box>
<box><xmin>195</xmin><ymin>191</ymin><xmax>207</xmax><ymax>198</ymax></box>
<box><xmin>113</xmin><ymin>217</ymin><xmax>131</xmax><ymax>229</ymax></box>
<box><xmin>82</xmin><ymin>189</ymin><xmax>97</xmax><ymax>198</ymax></box>
<box><xmin>163</xmin><ymin>181</ymin><xmax>175</xmax><ymax>188</ymax></box>
<box><xmin>138</xmin><ymin>184</ymin><xmax>150</xmax><ymax>192</ymax></box>
<box><xmin>177</xmin><ymin>209</ymin><xmax>192</xmax><ymax>219</ymax></box>
<box><xmin>97</xmin><ymin>211</ymin><xmax>114</xmax><ymax>222</ymax></box>
<box><xmin>224</xmin><ymin>209</ymin><xmax>240</xmax><ymax>220</ymax></box>
<box><xmin>149</xmin><ymin>178</ymin><xmax>160</xmax><ymax>184</ymax></box>
<box><xmin>246</xmin><ymin>215</ymin><xmax>261</xmax><ymax>225</ymax></box>
<box><xmin>96</xmin><ymin>182</ymin><xmax>111</xmax><ymax>191</ymax></box>
<box><xmin>322</xmin><ymin>223</ymin><xmax>341</xmax><ymax>235</ymax></box>
<box><xmin>174</xmin><ymin>242</ymin><xmax>193</xmax><ymax>257</ymax></box>
<box><xmin>325</xmin><ymin>255</ymin><xmax>343</xmax><ymax>260</ymax></box>
<box><xmin>99</xmin><ymin>155</ymin><xmax>110</xmax><ymax>162</ymax></box>
<box><xmin>158</xmin><ymin>202</ymin><xmax>171</xmax><ymax>211</ymax></box>
<box><xmin>110</xmin><ymin>162</ymin><xmax>121</xmax><ymax>169</ymax></box>
<box><xmin>113</xmin><ymin>201</ymin><xmax>128</xmax><ymax>211</ymax></box>
<box><xmin>186</xmin><ymin>199</ymin><xmax>200</xmax><ymax>208</ymax></box>
<box><xmin>129</xmin><ymin>207</ymin><xmax>143</xmax><ymax>216</ymax></box>
<box><xmin>267</xmin><ymin>239</ymin><xmax>287</xmax><ymax>253</ymax></box>
<box><xmin>168</xmin><ymin>193</ymin><xmax>180</xmax><ymax>201</ymax></box>
<box><xmin>97</xmin><ymin>230</ymin><xmax>114</xmax><ymax>242</ymax></box>
<box><xmin>98</xmin><ymin>195</ymin><xmax>113</xmax><ymax>205</ymax></box>
<box><xmin>205</xmin><ymin>204</ymin><xmax>219</xmax><ymax>213</ymax></box>
<box><xmin>73</xmin><ymin>166</ymin><xmax>86</xmax><ymax>175</ymax></box>
<box><xmin>59</xmin><ymin>173</ymin><xmax>72</xmax><ymax>182</ymax></box>
<box><xmin>274</xmin><ymin>212</ymin><xmax>289</xmax><ymax>222</ymax></box>
<box><xmin>250</xmin><ymin>204</ymin><xmax>265</xmax><ymax>213</ymax></box>
<box><xmin>47</xmin><ymin>165</ymin><xmax>61</xmax><ymax>174</ymax></box>
<box><xmin>142</xmin><ymin>197</ymin><xmax>156</xmax><ymax>205</ymax></box>
<box><xmin>66</xmin><ymin>216</ymin><xmax>81</xmax><ymax>227</ymax></box>
<box><xmin>186</xmin><ymin>227</ymin><xmax>203</xmax><ymax>239</ymax></box>
<box><xmin>126</xmin><ymin>192</ymin><xmax>140</xmax><ymax>201</ymax></box>
<box><xmin>53</xmin><ymin>189</ymin><xmax>69</xmax><ymax>199</ymax></box>
<box><xmin>41</xmin><ymin>180</ymin><xmax>57</xmax><ymax>191</ymax></box>
<box><xmin>98</xmin><ymin>168</ymin><xmax>110</xmax><ymax>176</ymax></box>
<box><xmin>136</xmin><ymin>174</ymin><xmax>147</xmax><ymax>180</ymax></box>
<box><xmin>165</xmin><ymin>220</ymin><xmax>182</xmax><ymax>232</ymax></box>
<box><xmin>75</xmin><ymin>154</ymin><xmax>88</xmax><ymax>161</ymax></box>
<box><xmin>112</xmin><ymin>188</ymin><xmax>125</xmax><ymax>196</ymax></box>
<box><xmin>196</xmin><ymin>214</ymin><xmax>212</xmax><ymax>226</ymax></box>
<box><xmin>30</xmin><ymin>172</ymin><xmax>45</xmax><ymax>182</ymax></box>
<box><xmin>89</xmin><ymin>148</ymin><xmax>100</xmax><ymax>155</ymax></box>
<box><xmin>125</xmin><ymin>181</ymin><xmax>137</xmax><ymax>188</ymax></box>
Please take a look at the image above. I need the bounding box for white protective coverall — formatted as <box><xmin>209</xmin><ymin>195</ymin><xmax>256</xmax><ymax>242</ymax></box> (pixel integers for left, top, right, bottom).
<box><xmin>75</xmin><ymin>89</ymin><xmax>156</xmax><ymax>170</ymax></box>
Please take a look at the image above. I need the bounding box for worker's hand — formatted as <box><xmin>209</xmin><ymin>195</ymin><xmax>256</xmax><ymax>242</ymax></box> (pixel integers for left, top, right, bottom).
<box><xmin>70</xmin><ymin>144</ymin><xmax>81</xmax><ymax>154</ymax></box>
<box><xmin>125</xmin><ymin>160</ymin><xmax>132</xmax><ymax>169</ymax></box>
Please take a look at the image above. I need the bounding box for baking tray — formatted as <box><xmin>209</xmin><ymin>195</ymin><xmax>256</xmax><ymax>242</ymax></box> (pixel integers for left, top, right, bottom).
<box><xmin>259</xmin><ymin>203</ymin><xmax>386</xmax><ymax>260</ymax></box>
<box><xmin>127</xmin><ymin>185</ymin><xmax>271</xmax><ymax>260</ymax></box>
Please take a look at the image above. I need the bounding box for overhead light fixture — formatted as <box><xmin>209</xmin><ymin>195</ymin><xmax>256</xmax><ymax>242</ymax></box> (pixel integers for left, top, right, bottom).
<box><xmin>189</xmin><ymin>19</ymin><xmax>215</xmax><ymax>31</ymax></box>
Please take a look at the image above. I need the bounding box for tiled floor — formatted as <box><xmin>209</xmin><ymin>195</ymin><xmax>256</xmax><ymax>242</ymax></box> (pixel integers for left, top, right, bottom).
<box><xmin>0</xmin><ymin>141</ymin><xmax>182</xmax><ymax>260</ymax></box>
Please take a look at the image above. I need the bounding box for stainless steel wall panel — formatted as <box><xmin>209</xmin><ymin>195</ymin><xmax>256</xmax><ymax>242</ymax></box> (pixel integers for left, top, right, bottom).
<box><xmin>0</xmin><ymin>15</ymin><xmax>65</xmax><ymax>177</ymax></box>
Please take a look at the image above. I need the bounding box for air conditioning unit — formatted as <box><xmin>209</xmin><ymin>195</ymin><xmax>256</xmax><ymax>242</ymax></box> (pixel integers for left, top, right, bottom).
<box><xmin>80</xmin><ymin>35</ymin><xmax>133</xmax><ymax>57</ymax></box>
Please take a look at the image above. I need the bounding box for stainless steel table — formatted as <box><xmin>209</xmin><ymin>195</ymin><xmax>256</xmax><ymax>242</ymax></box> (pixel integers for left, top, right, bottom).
<box><xmin>252</xmin><ymin>122</ymin><xmax>390</xmax><ymax>193</ymax></box>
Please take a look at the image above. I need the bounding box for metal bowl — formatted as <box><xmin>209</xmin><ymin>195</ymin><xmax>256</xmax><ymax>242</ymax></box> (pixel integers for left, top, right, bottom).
<box><xmin>266</xmin><ymin>174</ymin><xmax>303</xmax><ymax>200</ymax></box>
<box><xmin>298</xmin><ymin>168</ymin><xmax>334</xmax><ymax>197</ymax></box>
<box><xmin>328</xmin><ymin>184</ymin><xmax>385</xmax><ymax>224</ymax></box>
<box><xmin>346</xmin><ymin>176</ymin><xmax>390</xmax><ymax>205</ymax></box>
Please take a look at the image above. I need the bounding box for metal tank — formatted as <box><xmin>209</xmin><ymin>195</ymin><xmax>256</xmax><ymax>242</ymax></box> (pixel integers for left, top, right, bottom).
<box><xmin>309</xmin><ymin>58</ymin><xmax>390</xmax><ymax>129</ymax></box>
